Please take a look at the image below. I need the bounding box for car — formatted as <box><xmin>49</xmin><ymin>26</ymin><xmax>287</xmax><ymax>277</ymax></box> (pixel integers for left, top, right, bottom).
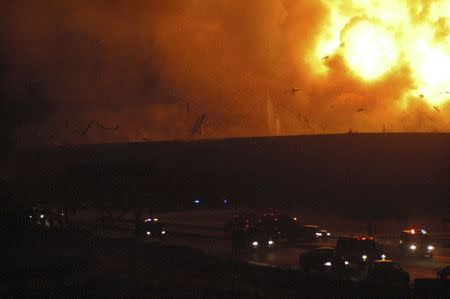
<box><xmin>399</xmin><ymin>228</ymin><xmax>434</xmax><ymax>258</ymax></box>
<box><xmin>27</xmin><ymin>207</ymin><xmax>65</xmax><ymax>229</ymax></box>
<box><xmin>257</xmin><ymin>212</ymin><xmax>301</xmax><ymax>243</ymax></box>
<box><xmin>224</xmin><ymin>212</ymin><xmax>257</xmax><ymax>238</ymax></box>
<box><xmin>298</xmin><ymin>247</ymin><xmax>350</xmax><ymax>276</ymax></box>
<box><xmin>336</xmin><ymin>236</ymin><xmax>387</xmax><ymax>268</ymax></box>
<box><xmin>317</xmin><ymin>229</ymin><xmax>332</xmax><ymax>241</ymax></box>
<box><xmin>135</xmin><ymin>218</ymin><xmax>167</xmax><ymax>240</ymax></box>
<box><xmin>367</xmin><ymin>260</ymin><xmax>409</xmax><ymax>288</ymax></box>
<box><xmin>300</xmin><ymin>225</ymin><xmax>322</xmax><ymax>241</ymax></box>
<box><xmin>231</xmin><ymin>226</ymin><xmax>276</xmax><ymax>250</ymax></box>
<box><xmin>437</xmin><ymin>265</ymin><xmax>450</xmax><ymax>280</ymax></box>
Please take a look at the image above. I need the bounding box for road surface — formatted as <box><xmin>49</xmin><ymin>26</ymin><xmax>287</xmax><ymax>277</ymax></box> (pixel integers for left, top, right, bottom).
<box><xmin>93</xmin><ymin>226</ymin><xmax>450</xmax><ymax>282</ymax></box>
<box><xmin>70</xmin><ymin>208</ymin><xmax>450</xmax><ymax>282</ymax></box>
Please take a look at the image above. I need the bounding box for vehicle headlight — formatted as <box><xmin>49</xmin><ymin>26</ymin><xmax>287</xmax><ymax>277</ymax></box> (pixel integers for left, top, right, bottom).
<box><xmin>410</xmin><ymin>245</ymin><xmax>416</xmax><ymax>250</ymax></box>
<box><xmin>252</xmin><ymin>241</ymin><xmax>258</xmax><ymax>247</ymax></box>
<box><xmin>146</xmin><ymin>231</ymin><xmax>151</xmax><ymax>235</ymax></box>
<box><xmin>315</xmin><ymin>232</ymin><xmax>323</xmax><ymax>237</ymax></box>
<box><xmin>427</xmin><ymin>245</ymin><xmax>434</xmax><ymax>251</ymax></box>
<box><xmin>40</xmin><ymin>214</ymin><xmax>44</xmax><ymax>219</ymax></box>
<box><xmin>268</xmin><ymin>240</ymin><xmax>274</xmax><ymax>245</ymax></box>
<box><xmin>324</xmin><ymin>261</ymin><xmax>332</xmax><ymax>267</ymax></box>
<box><xmin>362</xmin><ymin>255</ymin><xmax>368</xmax><ymax>261</ymax></box>
<box><xmin>344</xmin><ymin>260</ymin><xmax>349</xmax><ymax>265</ymax></box>
<box><xmin>327</xmin><ymin>232</ymin><xmax>331</xmax><ymax>236</ymax></box>
<box><xmin>381</xmin><ymin>254</ymin><xmax>386</xmax><ymax>260</ymax></box>
<box><xmin>161</xmin><ymin>230</ymin><xmax>166</xmax><ymax>235</ymax></box>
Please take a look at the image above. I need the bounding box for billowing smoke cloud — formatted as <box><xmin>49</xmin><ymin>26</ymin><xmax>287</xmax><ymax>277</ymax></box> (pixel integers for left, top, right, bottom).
<box><xmin>1</xmin><ymin>0</ymin><xmax>449</xmax><ymax>147</ymax></box>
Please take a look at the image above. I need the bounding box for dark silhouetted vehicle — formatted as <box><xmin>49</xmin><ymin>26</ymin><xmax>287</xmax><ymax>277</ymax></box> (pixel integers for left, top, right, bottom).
<box><xmin>298</xmin><ymin>247</ymin><xmax>350</xmax><ymax>276</ymax></box>
<box><xmin>437</xmin><ymin>266</ymin><xmax>450</xmax><ymax>280</ymax></box>
<box><xmin>367</xmin><ymin>260</ymin><xmax>409</xmax><ymax>288</ymax></box>
<box><xmin>224</xmin><ymin>212</ymin><xmax>256</xmax><ymax>238</ymax></box>
<box><xmin>135</xmin><ymin>218</ymin><xmax>166</xmax><ymax>240</ymax></box>
<box><xmin>257</xmin><ymin>212</ymin><xmax>301</xmax><ymax>243</ymax></box>
<box><xmin>27</xmin><ymin>207</ymin><xmax>65</xmax><ymax>229</ymax></box>
<box><xmin>300</xmin><ymin>225</ymin><xmax>321</xmax><ymax>241</ymax></box>
<box><xmin>336</xmin><ymin>237</ymin><xmax>386</xmax><ymax>269</ymax></box>
<box><xmin>317</xmin><ymin>229</ymin><xmax>331</xmax><ymax>241</ymax></box>
<box><xmin>399</xmin><ymin>228</ymin><xmax>434</xmax><ymax>258</ymax></box>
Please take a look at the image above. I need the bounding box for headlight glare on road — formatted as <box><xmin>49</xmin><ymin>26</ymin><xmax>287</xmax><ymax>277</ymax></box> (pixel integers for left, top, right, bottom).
<box><xmin>427</xmin><ymin>245</ymin><xmax>434</xmax><ymax>251</ymax></box>
<box><xmin>324</xmin><ymin>261</ymin><xmax>332</xmax><ymax>267</ymax></box>
<box><xmin>410</xmin><ymin>245</ymin><xmax>416</xmax><ymax>250</ymax></box>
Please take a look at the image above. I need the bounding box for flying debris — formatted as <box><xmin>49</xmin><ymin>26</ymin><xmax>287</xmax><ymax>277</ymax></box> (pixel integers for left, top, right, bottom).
<box><xmin>287</xmin><ymin>87</ymin><xmax>299</xmax><ymax>95</ymax></box>
<box><xmin>191</xmin><ymin>113</ymin><xmax>207</xmax><ymax>136</ymax></box>
<box><xmin>433</xmin><ymin>106</ymin><xmax>440</xmax><ymax>112</ymax></box>
<box><xmin>81</xmin><ymin>120</ymin><xmax>95</xmax><ymax>136</ymax></box>
<box><xmin>298</xmin><ymin>114</ymin><xmax>312</xmax><ymax>129</ymax></box>
<box><xmin>321</xmin><ymin>55</ymin><xmax>329</xmax><ymax>60</ymax></box>
<box><xmin>419</xmin><ymin>94</ymin><xmax>425</xmax><ymax>98</ymax></box>
<box><xmin>81</xmin><ymin>120</ymin><xmax>119</xmax><ymax>136</ymax></box>
<box><xmin>440</xmin><ymin>91</ymin><xmax>450</xmax><ymax>95</ymax></box>
<box><xmin>356</xmin><ymin>107</ymin><xmax>364</xmax><ymax>112</ymax></box>
<box><xmin>95</xmin><ymin>122</ymin><xmax>119</xmax><ymax>130</ymax></box>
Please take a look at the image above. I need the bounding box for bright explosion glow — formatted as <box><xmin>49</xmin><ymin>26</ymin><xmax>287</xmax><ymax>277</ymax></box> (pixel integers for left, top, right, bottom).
<box><xmin>313</xmin><ymin>0</ymin><xmax>450</xmax><ymax>106</ymax></box>
<box><xmin>342</xmin><ymin>20</ymin><xmax>398</xmax><ymax>80</ymax></box>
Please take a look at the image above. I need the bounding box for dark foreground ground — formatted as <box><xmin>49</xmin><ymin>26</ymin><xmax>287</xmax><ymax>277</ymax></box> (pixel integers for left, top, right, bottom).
<box><xmin>3</xmin><ymin>228</ymin><xmax>449</xmax><ymax>298</ymax></box>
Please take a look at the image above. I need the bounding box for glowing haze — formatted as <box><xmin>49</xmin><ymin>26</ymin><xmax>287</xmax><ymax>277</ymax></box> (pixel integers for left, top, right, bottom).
<box><xmin>1</xmin><ymin>0</ymin><xmax>449</xmax><ymax>147</ymax></box>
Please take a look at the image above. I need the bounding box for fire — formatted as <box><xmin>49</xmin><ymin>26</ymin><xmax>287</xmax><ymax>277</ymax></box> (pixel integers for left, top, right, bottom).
<box><xmin>312</xmin><ymin>0</ymin><xmax>450</xmax><ymax>106</ymax></box>
<box><xmin>342</xmin><ymin>20</ymin><xmax>398</xmax><ymax>80</ymax></box>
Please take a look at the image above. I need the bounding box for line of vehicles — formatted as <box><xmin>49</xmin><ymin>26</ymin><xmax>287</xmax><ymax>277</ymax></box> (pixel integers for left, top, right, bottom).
<box><xmin>224</xmin><ymin>212</ymin><xmax>330</xmax><ymax>249</ymax></box>
<box><xmin>223</xmin><ymin>211</ymin><xmax>446</xmax><ymax>286</ymax></box>
<box><xmin>23</xmin><ymin>207</ymin><xmax>448</xmax><ymax>283</ymax></box>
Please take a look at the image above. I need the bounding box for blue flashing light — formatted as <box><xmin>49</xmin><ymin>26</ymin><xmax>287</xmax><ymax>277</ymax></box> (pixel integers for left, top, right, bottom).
<box><xmin>223</xmin><ymin>199</ymin><xmax>228</xmax><ymax>204</ymax></box>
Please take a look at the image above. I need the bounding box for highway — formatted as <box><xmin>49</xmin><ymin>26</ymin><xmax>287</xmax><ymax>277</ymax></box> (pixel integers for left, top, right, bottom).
<box><xmin>69</xmin><ymin>208</ymin><xmax>450</xmax><ymax>283</ymax></box>
<box><xmin>93</xmin><ymin>225</ymin><xmax>450</xmax><ymax>282</ymax></box>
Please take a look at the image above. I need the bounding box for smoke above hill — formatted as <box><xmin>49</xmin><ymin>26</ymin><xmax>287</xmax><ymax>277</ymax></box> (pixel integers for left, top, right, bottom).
<box><xmin>1</xmin><ymin>0</ymin><xmax>449</xmax><ymax>147</ymax></box>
